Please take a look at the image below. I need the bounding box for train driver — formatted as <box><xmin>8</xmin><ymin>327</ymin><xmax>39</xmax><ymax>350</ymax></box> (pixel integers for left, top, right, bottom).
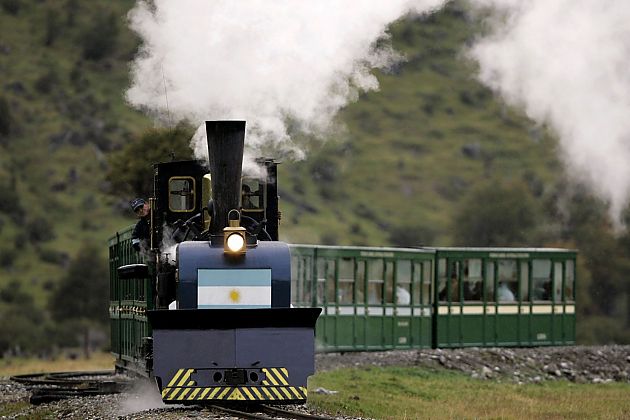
<box><xmin>130</xmin><ymin>197</ymin><xmax>150</xmax><ymax>252</ymax></box>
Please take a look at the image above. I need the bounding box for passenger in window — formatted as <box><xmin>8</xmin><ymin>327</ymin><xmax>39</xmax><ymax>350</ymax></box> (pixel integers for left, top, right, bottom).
<box><xmin>130</xmin><ymin>198</ymin><xmax>150</xmax><ymax>252</ymax></box>
<box><xmin>241</xmin><ymin>184</ymin><xmax>257</xmax><ymax>209</ymax></box>
<box><xmin>396</xmin><ymin>286</ymin><xmax>411</xmax><ymax>305</ymax></box>
<box><xmin>497</xmin><ymin>282</ymin><xmax>515</xmax><ymax>302</ymax></box>
<box><xmin>464</xmin><ymin>280</ymin><xmax>482</xmax><ymax>300</ymax></box>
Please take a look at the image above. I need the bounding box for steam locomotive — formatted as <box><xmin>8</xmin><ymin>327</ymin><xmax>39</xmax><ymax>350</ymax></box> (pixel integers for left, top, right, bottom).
<box><xmin>109</xmin><ymin>121</ymin><xmax>321</xmax><ymax>404</ymax></box>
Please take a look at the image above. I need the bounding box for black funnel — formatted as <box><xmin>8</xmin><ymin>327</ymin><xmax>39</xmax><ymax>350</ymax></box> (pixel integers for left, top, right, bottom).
<box><xmin>206</xmin><ymin>121</ymin><xmax>245</xmax><ymax>235</ymax></box>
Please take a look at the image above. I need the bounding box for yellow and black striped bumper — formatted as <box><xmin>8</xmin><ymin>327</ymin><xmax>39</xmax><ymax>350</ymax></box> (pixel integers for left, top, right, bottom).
<box><xmin>160</xmin><ymin>368</ymin><xmax>307</xmax><ymax>403</ymax></box>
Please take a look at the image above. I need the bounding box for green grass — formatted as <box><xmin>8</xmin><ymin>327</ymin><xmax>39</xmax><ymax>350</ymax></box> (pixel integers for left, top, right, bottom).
<box><xmin>0</xmin><ymin>352</ymin><xmax>114</xmax><ymax>377</ymax></box>
<box><xmin>308</xmin><ymin>367</ymin><xmax>630</xmax><ymax>419</ymax></box>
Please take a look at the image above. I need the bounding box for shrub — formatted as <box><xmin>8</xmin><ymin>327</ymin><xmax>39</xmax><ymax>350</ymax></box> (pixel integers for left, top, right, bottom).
<box><xmin>0</xmin><ymin>96</ymin><xmax>11</xmax><ymax>137</ymax></box>
<box><xmin>25</xmin><ymin>216</ymin><xmax>56</xmax><ymax>243</ymax></box>
<box><xmin>44</xmin><ymin>8</ymin><xmax>61</xmax><ymax>46</ymax></box>
<box><xmin>81</xmin><ymin>11</ymin><xmax>119</xmax><ymax>60</ymax></box>
<box><xmin>1</xmin><ymin>0</ymin><xmax>20</xmax><ymax>15</ymax></box>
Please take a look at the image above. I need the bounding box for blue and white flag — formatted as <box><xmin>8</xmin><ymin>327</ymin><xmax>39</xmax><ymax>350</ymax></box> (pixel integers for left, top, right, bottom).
<box><xmin>197</xmin><ymin>269</ymin><xmax>271</xmax><ymax>309</ymax></box>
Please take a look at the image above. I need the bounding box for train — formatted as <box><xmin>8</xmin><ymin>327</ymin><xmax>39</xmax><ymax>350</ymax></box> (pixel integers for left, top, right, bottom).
<box><xmin>109</xmin><ymin>121</ymin><xmax>320</xmax><ymax>404</ymax></box>
<box><xmin>108</xmin><ymin>120</ymin><xmax>577</xmax><ymax>404</ymax></box>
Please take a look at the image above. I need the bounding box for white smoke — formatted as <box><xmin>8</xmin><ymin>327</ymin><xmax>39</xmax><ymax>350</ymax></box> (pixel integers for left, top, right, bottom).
<box><xmin>126</xmin><ymin>0</ymin><xmax>445</xmax><ymax>165</ymax></box>
<box><xmin>466</xmin><ymin>0</ymin><xmax>630</xmax><ymax>225</ymax></box>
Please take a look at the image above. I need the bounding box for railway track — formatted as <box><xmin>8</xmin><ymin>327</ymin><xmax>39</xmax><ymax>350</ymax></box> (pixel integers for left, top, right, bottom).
<box><xmin>10</xmin><ymin>372</ymin><xmax>337</xmax><ymax>418</ymax></box>
<box><xmin>10</xmin><ymin>370</ymin><xmax>132</xmax><ymax>405</ymax></box>
<box><xmin>210</xmin><ymin>403</ymin><xmax>336</xmax><ymax>420</ymax></box>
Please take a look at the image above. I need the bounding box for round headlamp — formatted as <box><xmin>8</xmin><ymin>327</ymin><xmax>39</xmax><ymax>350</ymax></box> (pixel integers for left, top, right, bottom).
<box><xmin>226</xmin><ymin>232</ymin><xmax>245</xmax><ymax>253</ymax></box>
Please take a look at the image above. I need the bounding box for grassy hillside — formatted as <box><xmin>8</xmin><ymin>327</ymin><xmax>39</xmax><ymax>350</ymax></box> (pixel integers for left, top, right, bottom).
<box><xmin>0</xmin><ymin>1</ymin><xmax>565</xmax><ymax>302</ymax></box>
<box><xmin>0</xmin><ymin>0</ymin><xmax>151</xmax><ymax>305</ymax></box>
<box><xmin>1</xmin><ymin>1</ymin><xmax>628</xmax><ymax>346</ymax></box>
<box><xmin>279</xmin><ymin>6</ymin><xmax>560</xmax><ymax>246</ymax></box>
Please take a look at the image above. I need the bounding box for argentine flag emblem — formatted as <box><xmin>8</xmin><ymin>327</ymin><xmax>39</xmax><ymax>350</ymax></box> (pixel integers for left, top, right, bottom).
<box><xmin>197</xmin><ymin>269</ymin><xmax>272</xmax><ymax>308</ymax></box>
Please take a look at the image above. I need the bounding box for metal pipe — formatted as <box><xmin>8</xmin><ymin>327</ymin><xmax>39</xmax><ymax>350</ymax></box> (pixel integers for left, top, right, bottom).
<box><xmin>205</xmin><ymin>121</ymin><xmax>246</xmax><ymax>235</ymax></box>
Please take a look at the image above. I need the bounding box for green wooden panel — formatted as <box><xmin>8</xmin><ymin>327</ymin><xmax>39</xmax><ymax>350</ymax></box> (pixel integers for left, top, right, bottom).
<box><xmin>460</xmin><ymin>315</ymin><xmax>484</xmax><ymax>345</ymax></box>
<box><xmin>365</xmin><ymin>317</ymin><xmax>384</xmax><ymax>349</ymax></box>
<box><xmin>530</xmin><ymin>315</ymin><xmax>553</xmax><ymax>345</ymax></box>
<box><xmin>496</xmin><ymin>315</ymin><xmax>519</xmax><ymax>345</ymax></box>
<box><xmin>335</xmin><ymin>316</ymin><xmax>355</xmax><ymax>349</ymax></box>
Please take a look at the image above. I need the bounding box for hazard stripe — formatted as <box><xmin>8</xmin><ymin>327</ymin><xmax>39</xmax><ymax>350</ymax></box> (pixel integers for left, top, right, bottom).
<box><xmin>241</xmin><ymin>387</ymin><xmax>255</xmax><ymax>400</ymax></box>
<box><xmin>261</xmin><ymin>387</ymin><xmax>274</xmax><ymax>399</ymax></box>
<box><xmin>262</xmin><ymin>368</ymin><xmax>289</xmax><ymax>386</ymax></box>
<box><xmin>271</xmin><ymin>387</ymin><xmax>283</xmax><ymax>399</ymax></box>
<box><xmin>168</xmin><ymin>388</ymin><xmax>181</xmax><ymax>400</ymax></box>
<box><xmin>176</xmin><ymin>369</ymin><xmax>194</xmax><ymax>387</ymax></box>
<box><xmin>279</xmin><ymin>387</ymin><xmax>292</xmax><ymax>399</ymax></box>
<box><xmin>252</xmin><ymin>387</ymin><xmax>264</xmax><ymax>400</ymax></box>
<box><xmin>167</xmin><ymin>369</ymin><xmax>184</xmax><ymax>387</ymax></box>
<box><xmin>208</xmin><ymin>388</ymin><xmax>222</xmax><ymax>399</ymax></box>
<box><xmin>199</xmin><ymin>388</ymin><xmax>211</xmax><ymax>400</ymax></box>
<box><xmin>188</xmin><ymin>388</ymin><xmax>201</xmax><ymax>400</ymax></box>
<box><xmin>179</xmin><ymin>388</ymin><xmax>192</xmax><ymax>400</ymax></box>
<box><xmin>161</xmin><ymin>385</ymin><xmax>306</xmax><ymax>402</ymax></box>
<box><xmin>288</xmin><ymin>387</ymin><xmax>302</xmax><ymax>399</ymax></box>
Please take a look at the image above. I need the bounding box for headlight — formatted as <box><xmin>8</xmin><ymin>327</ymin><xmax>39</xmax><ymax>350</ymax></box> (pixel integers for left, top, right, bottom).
<box><xmin>226</xmin><ymin>232</ymin><xmax>245</xmax><ymax>253</ymax></box>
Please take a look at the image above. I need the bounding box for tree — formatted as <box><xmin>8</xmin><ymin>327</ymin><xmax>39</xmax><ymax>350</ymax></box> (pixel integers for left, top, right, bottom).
<box><xmin>106</xmin><ymin>123</ymin><xmax>195</xmax><ymax>199</ymax></box>
<box><xmin>81</xmin><ymin>11</ymin><xmax>119</xmax><ymax>60</ymax></box>
<box><xmin>0</xmin><ymin>96</ymin><xmax>11</xmax><ymax>138</ymax></box>
<box><xmin>49</xmin><ymin>243</ymin><xmax>108</xmax><ymax>356</ymax></box>
<box><xmin>452</xmin><ymin>180</ymin><xmax>540</xmax><ymax>246</ymax></box>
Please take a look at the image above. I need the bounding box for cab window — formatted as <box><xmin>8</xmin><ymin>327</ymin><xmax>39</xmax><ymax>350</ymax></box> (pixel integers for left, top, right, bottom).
<box><xmin>241</xmin><ymin>180</ymin><xmax>263</xmax><ymax>210</ymax></box>
<box><xmin>169</xmin><ymin>177</ymin><xmax>195</xmax><ymax>212</ymax></box>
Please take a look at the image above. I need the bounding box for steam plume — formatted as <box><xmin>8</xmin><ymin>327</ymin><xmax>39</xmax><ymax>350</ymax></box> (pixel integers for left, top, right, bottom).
<box><xmin>467</xmin><ymin>0</ymin><xmax>630</xmax><ymax>224</ymax></box>
<box><xmin>126</xmin><ymin>0</ymin><xmax>444</xmax><ymax>165</ymax></box>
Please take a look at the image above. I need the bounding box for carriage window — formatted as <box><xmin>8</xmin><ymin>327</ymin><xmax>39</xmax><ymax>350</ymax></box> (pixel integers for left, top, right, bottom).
<box><xmin>169</xmin><ymin>177</ymin><xmax>195</xmax><ymax>211</ymax></box>
<box><xmin>553</xmin><ymin>262</ymin><xmax>562</xmax><ymax>301</ymax></box>
<box><xmin>291</xmin><ymin>256</ymin><xmax>298</xmax><ymax>303</ymax></box>
<box><xmin>437</xmin><ymin>258</ymin><xmax>447</xmax><ymax>302</ymax></box>
<box><xmin>338</xmin><ymin>258</ymin><xmax>354</xmax><ymax>304</ymax></box>
<box><xmin>485</xmin><ymin>261</ymin><xmax>495</xmax><ymax>301</ymax></box>
<box><xmin>325</xmin><ymin>260</ymin><xmax>337</xmax><ymax>304</ymax></box>
<box><xmin>356</xmin><ymin>261</ymin><xmax>366</xmax><ymax>304</ymax></box>
<box><xmin>532</xmin><ymin>259</ymin><xmax>551</xmax><ymax>301</ymax></box>
<box><xmin>463</xmin><ymin>259</ymin><xmax>482</xmax><ymax>301</ymax></box>
<box><xmin>497</xmin><ymin>260</ymin><xmax>517</xmax><ymax>301</ymax></box>
<box><xmin>292</xmin><ymin>256</ymin><xmax>312</xmax><ymax>305</ymax></box>
<box><xmin>316</xmin><ymin>258</ymin><xmax>326</xmax><ymax>304</ymax></box>
<box><xmin>565</xmin><ymin>260</ymin><xmax>575</xmax><ymax>302</ymax></box>
<box><xmin>396</xmin><ymin>260</ymin><xmax>411</xmax><ymax>305</ymax></box>
<box><xmin>520</xmin><ymin>261</ymin><xmax>529</xmax><ymax>301</ymax></box>
<box><xmin>367</xmin><ymin>259</ymin><xmax>384</xmax><ymax>304</ymax></box>
<box><xmin>422</xmin><ymin>262</ymin><xmax>432</xmax><ymax>305</ymax></box>
<box><xmin>412</xmin><ymin>262</ymin><xmax>421</xmax><ymax>305</ymax></box>
<box><xmin>385</xmin><ymin>261</ymin><xmax>394</xmax><ymax>304</ymax></box>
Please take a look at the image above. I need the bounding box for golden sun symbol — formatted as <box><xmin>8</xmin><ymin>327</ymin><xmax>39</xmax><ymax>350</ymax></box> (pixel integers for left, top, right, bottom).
<box><xmin>229</xmin><ymin>289</ymin><xmax>241</xmax><ymax>303</ymax></box>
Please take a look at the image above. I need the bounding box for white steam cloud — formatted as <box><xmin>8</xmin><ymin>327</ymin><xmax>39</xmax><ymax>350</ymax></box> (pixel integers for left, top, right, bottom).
<box><xmin>126</xmin><ymin>0</ymin><xmax>444</xmax><ymax>164</ymax></box>
<box><xmin>127</xmin><ymin>0</ymin><xmax>630</xmax><ymax>223</ymax></box>
<box><xmin>467</xmin><ymin>0</ymin><xmax>630</xmax><ymax>224</ymax></box>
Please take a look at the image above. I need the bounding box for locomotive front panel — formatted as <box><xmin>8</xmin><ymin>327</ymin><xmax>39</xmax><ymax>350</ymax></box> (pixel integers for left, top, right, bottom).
<box><xmin>147</xmin><ymin>241</ymin><xmax>320</xmax><ymax>404</ymax></box>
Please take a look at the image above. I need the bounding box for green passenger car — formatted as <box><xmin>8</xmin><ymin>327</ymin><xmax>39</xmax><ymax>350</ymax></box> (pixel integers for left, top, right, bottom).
<box><xmin>108</xmin><ymin>225</ymin><xmax>154</xmax><ymax>374</ymax></box>
<box><xmin>290</xmin><ymin>245</ymin><xmax>577</xmax><ymax>352</ymax></box>
<box><xmin>431</xmin><ymin>247</ymin><xmax>577</xmax><ymax>348</ymax></box>
<box><xmin>290</xmin><ymin>245</ymin><xmax>436</xmax><ymax>352</ymax></box>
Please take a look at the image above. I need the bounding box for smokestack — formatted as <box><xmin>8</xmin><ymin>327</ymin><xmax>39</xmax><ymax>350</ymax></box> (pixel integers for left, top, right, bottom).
<box><xmin>206</xmin><ymin>121</ymin><xmax>245</xmax><ymax>235</ymax></box>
